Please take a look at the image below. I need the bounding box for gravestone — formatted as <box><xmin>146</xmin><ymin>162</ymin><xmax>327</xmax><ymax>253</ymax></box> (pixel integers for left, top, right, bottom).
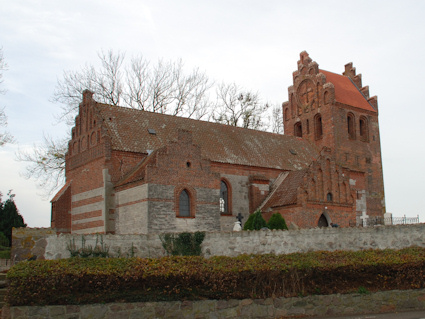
<box><xmin>360</xmin><ymin>211</ymin><xmax>369</xmax><ymax>227</ymax></box>
<box><xmin>233</xmin><ymin>221</ymin><xmax>242</xmax><ymax>231</ymax></box>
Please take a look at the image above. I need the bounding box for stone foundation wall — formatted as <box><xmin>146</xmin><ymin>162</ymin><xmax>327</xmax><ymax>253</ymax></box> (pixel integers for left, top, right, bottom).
<box><xmin>11</xmin><ymin>223</ymin><xmax>425</xmax><ymax>262</ymax></box>
<box><xmin>3</xmin><ymin>289</ymin><xmax>425</xmax><ymax>319</ymax></box>
<box><xmin>201</xmin><ymin>223</ymin><xmax>425</xmax><ymax>257</ymax></box>
<box><xmin>0</xmin><ymin>259</ymin><xmax>11</xmax><ymax>272</ymax></box>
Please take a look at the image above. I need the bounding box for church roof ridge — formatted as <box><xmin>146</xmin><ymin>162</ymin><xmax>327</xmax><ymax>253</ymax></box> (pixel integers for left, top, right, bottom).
<box><xmin>95</xmin><ymin>102</ymin><xmax>319</xmax><ymax>171</ymax></box>
<box><xmin>95</xmin><ymin>102</ymin><xmax>288</xmax><ymax>136</ymax></box>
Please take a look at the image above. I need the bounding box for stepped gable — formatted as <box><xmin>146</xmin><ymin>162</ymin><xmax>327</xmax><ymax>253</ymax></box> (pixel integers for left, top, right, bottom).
<box><xmin>285</xmin><ymin>51</ymin><xmax>377</xmax><ymax>119</ymax></box>
<box><xmin>320</xmin><ymin>69</ymin><xmax>376</xmax><ymax>112</ymax></box>
<box><xmin>96</xmin><ymin>103</ymin><xmax>319</xmax><ymax>171</ymax></box>
<box><xmin>261</xmin><ymin>169</ymin><xmax>307</xmax><ymax>209</ymax></box>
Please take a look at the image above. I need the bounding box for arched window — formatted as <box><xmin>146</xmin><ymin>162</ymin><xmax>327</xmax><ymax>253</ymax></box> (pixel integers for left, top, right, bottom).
<box><xmin>284</xmin><ymin>108</ymin><xmax>289</xmax><ymax>121</ymax></box>
<box><xmin>359</xmin><ymin>116</ymin><xmax>369</xmax><ymax>142</ymax></box>
<box><xmin>314</xmin><ymin>113</ymin><xmax>323</xmax><ymax>140</ymax></box>
<box><xmin>347</xmin><ymin>113</ymin><xmax>355</xmax><ymax>140</ymax></box>
<box><xmin>179</xmin><ymin>190</ymin><xmax>191</xmax><ymax>217</ymax></box>
<box><xmin>220</xmin><ymin>181</ymin><xmax>229</xmax><ymax>215</ymax></box>
<box><xmin>327</xmin><ymin>192</ymin><xmax>333</xmax><ymax>202</ymax></box>
<box><xmin>294</xmin><ymin>121</ymin><xmax>302</xmax><ymax>137</ymax></box>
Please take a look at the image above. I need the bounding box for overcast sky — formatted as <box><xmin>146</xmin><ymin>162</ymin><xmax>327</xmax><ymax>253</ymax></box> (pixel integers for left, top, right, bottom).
<box><xmin>0</xmin><ymin>0</ymin><xmax>424</xmax><ymax>227</ymax></box>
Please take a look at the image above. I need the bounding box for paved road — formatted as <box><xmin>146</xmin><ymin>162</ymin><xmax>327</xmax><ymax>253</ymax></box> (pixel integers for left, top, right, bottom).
<box><xmin>311</xmin><ymin>310</ymin><xmax>425</xmax><ymax>319</ymax></box>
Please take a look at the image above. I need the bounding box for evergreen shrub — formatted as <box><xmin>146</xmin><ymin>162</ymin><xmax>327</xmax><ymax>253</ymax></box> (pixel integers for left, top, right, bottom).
<box><xmin>0</xmin><ymin>192</ymin><xmax>26</xmax><ymax>246</ymax></box>
<box><xmin>243</xmin><ymin>210</ymin><xmax>267</xmax><ymax>230</ymax></box>
<box><xmin>267</xmin><ymin>213</ymin><xmax>288</xmax><ymax>230</ymax></box>
<box><xmin>0</xmin><ymin>231</ymin><xmax>9</xmax><ymax>248</ymax></box>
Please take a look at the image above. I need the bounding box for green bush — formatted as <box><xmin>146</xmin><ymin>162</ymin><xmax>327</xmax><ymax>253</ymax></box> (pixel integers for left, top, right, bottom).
<box><xmin>243</xmin><ymin>210</ymin><xmax>267</xmax><ymax>230</ymax></box>
<box><xmin>0</xmin><ymin>192</ymin><xmax>26</xmax><ymax>246</ymax></box>
<box><xmin>267</xmin><ymin>213</ymin><xmax>288</xmax><ymax>230</ymax></box>
<box><xmin>0</xmin><ymin>249</ymin><xmax>10</xmax><ymax>259</ymax></box>
<box><xmin>160</xmin><ymin>231</ymin><xmax>205</xmax><ymax>256</ymax></box>
<box><xmin>7</xmin><ymin>247</ymin><xmax>425</xmax><ymax>306</ymax></box>
<box><xmin>66</xmin><ymin>235</ymin><xmax>110</xmax><ymax>258</ymax></box>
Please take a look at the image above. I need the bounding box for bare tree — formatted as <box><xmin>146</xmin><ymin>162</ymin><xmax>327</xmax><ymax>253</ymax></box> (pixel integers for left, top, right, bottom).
<box><xmin>52</xmin><ymin>50</ymin><xmax>125</xmax><ymax>125</ymax></box>
<box><xmin>0</xmin><ymin>47</ymin><xmax>13</xmax><ymax>146</ymax></box>
<box><xmin>21</xmin><ymin>50</ymin><xmax>281</xmax><ymax>195</ymax></box>
<box><xmin>270</xmin><ymin>104</ymin><xmax>284</xmax><ymax>134</ymax></box>
<box><xmin>124</xmin><ymin>57</ymin><xmax>213</xmax><ymax>119</ymax></box>
<box><xmin>124</xmin><ymin>54</ymin><xmax>150</xmax><ymax>110</ymax></box>
<box><xmin>16</xmin><ymin>135</ymin><xmax>67</xmax><ymax>193</ymax></box>
<box><xmin>0</xmin><ymin>108</ymin><xmax>14</xmax><ymax>147</ymax></box>
<box><xmin>52</xmin><ymin>50</ymin><xmax>213</xmax><ymax>124</ymax></box>
<box><xmin>0</xmin><ymin>48</ymin><xmax>6</xmax><ymax>95</ymax></box>
<box><xmin>22</xmin><ymin>50</ymin><xmax>216</xmax><ymax>194</ymax></box>
<box><xmin>214</xmin><ymin>82</ymin><xmax>270</xmax><ymax>130</ymax></box>
<box><xmin>93</xmin><ymin>50</ymin><xmax>125</xmax><ymax>107</ymax></box>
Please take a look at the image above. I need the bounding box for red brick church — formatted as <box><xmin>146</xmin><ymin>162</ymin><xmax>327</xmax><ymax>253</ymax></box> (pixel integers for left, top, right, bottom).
<box><xmin>51</xmin><ymin>52</ymin><xmax>385</xmax><ymax>234</ymax></box>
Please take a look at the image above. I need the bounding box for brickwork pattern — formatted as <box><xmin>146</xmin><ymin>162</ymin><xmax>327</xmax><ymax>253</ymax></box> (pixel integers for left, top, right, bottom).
<box><xmin>51</xmin><ymin>183</ymin><xmax>71</xmax><ymax>232</ymax></box>
<box><xmin>283</xmin><ymin>51</ymin><xmax>385</xmax><ymax>222</ymax></box>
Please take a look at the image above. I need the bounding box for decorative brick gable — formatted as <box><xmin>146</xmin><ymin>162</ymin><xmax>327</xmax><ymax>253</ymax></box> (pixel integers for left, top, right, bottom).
<box><xmin>282</xmin><ymin>51</ymin><xmax>385</xmax><ymax>222</ymax></box>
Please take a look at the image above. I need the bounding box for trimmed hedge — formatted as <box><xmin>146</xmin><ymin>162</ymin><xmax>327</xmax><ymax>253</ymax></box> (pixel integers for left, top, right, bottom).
<box><xmin>6</xmin><ymin>247</ymin><xmax>425</xmax><ymax>306</ymax></box>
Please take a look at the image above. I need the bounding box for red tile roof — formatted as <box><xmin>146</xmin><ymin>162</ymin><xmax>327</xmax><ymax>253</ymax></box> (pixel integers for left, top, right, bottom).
<box><xmin>320</xmin><ymin>70</ymin><xmax>376</xmax><ymax>113</ymax></box>
<box><xmin>261</xmin><ymin>170</ymin><xmax>306</xmax><ymax>209</ymax></box>
<box><xmin>96</xmin><ymin>104</ymin><xmax>319</xmax><ymax>171</ymax></box>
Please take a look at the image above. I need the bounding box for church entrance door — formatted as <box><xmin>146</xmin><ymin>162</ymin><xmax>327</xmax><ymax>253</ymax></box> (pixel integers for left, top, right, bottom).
<box><xmin>318</xmin><ymin>214</ymin><xmax>329</xmax><ymax>227</ymax></box>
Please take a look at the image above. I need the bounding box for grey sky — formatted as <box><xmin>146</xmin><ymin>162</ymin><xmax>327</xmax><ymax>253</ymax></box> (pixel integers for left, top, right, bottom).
<box><xmin>0</xmin><ymin>0</ymin><xmax>424</xmax><ymax>227</ymax></box>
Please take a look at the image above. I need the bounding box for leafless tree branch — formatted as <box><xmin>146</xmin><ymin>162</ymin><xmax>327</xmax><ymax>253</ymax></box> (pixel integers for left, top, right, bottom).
<box><xmin>0</xmin><ymin>48</ymin><xmax>14</xmax><ymax>146</ymax></box>
<box><xmin>16</xmin><ymin>135</ymin><xmax>68</xmax><ymax>196</ymax></box>
<box><xmin>270</xmin><ymin>104</ymin><xmax>284</xmax><ymax>134</ymax></box>
<box><xmin>22</xmin><ymin>49</ymin><xmax>280</xmax><ymax>195</ymax></box>
<box><xmin>214</xmin><ymin>82</ymin><xmax>270</xmax><ymax>130</ymax></box>
<box><xmin>0</xmin><ymin>47</ymin><xmax>7</xmax><ymax>95</ymax></box>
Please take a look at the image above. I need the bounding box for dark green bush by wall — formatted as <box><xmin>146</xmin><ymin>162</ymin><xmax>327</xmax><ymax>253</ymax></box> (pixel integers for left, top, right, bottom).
<box><xmin>160</xmin><ymin>231</ymin><xmax>205</xmax><ymax>256</ymax></box>
<box><xmin>267</xmin><ymin>213</ymin><xmax>288</xmax><ymax>230</ymax></box>
<box><xmin>243</xmin><ymin>210</ymin><xmax>267</xmax><ymax>230</ymax></box>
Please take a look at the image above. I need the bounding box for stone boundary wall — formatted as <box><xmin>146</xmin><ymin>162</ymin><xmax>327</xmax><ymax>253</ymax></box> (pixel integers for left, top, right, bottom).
<box><xmin>11</xmin><ymin>223</ymin><xmax>425</xmax><ymax>262</ymax></box>
<box><xmin>3</xmin><ymin>289</ymin><xmax>425</xmax><ymax>318</ymax></box>
<box><xmin>0</xmin><ymin>259</ymin><xmax>11</xmax><ymax>272</ymax></box>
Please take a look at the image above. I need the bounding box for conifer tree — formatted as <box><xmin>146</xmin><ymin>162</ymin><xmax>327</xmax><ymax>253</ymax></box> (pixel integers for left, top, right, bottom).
<box><xmin>243</xmin><ymin>210</ymin><xmax>267</xmax><ymax>230</ymax></box>
<box><xmin>0</xmin><ymin>191</ymin><xmax>26</xmax><ymax>246</ymax></box>
<box><xmin>267</xmin><ymin>213</ymin><xmax>288</xmax><ymax>230</ymax></box>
